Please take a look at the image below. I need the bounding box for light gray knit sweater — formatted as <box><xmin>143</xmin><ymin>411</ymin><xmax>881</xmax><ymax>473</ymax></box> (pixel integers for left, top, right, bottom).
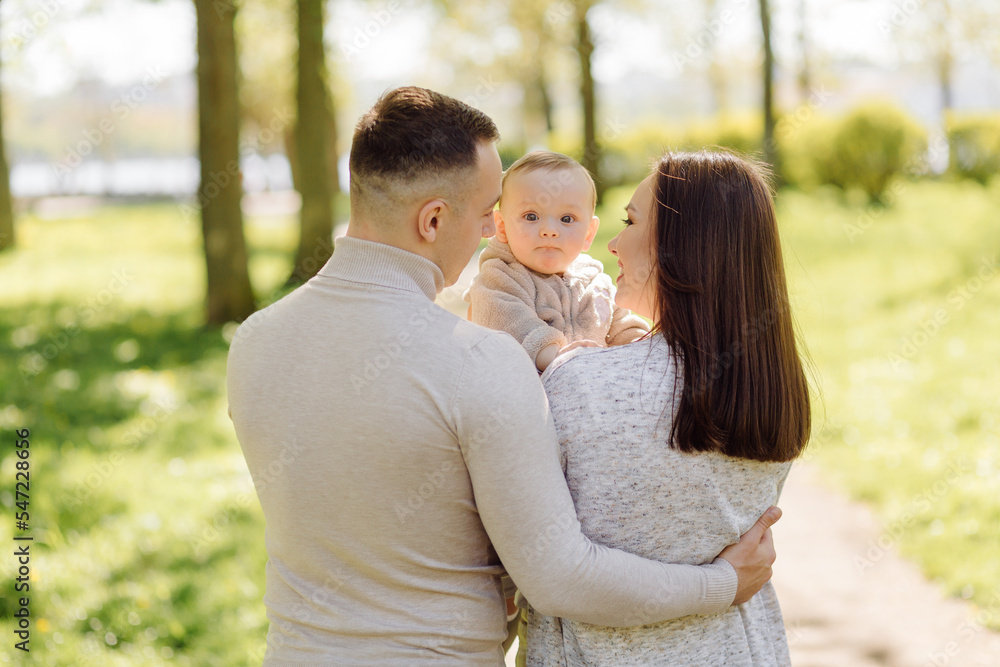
<box><xmin>528</xmin><ymin>335</ymin><xmax>793</xmax><ymax>667</ymax></box>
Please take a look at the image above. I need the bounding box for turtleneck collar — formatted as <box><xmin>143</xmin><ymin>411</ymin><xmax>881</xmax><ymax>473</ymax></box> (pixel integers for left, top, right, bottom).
<box><xmin>316</xmin><ymin>236</ymin><xmax>444</xmax><ymax>301</ymax></box>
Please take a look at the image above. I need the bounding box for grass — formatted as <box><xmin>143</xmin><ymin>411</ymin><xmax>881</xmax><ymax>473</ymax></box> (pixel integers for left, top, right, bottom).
<box><xmin>0</xmin><ymin>202</ymin><xmax>292</xmax><ymax>665</ymax></box>
<box><xmin>775</xmin><ymin>180</ymin><xmax>1000</xmax><ymax>611</ymax></box>
<box><xmin>1</xmin><ymin>179</ymin><xmax>999</xmax><ymax>664</ymax></box>
<box><xmin>596</xmin><ymin>177</ymin><xmax>1000</xmax><ymax>621</ymax></box>
<box><xmin>591</xmin><ymin>179</ymin><xmax>1000</xmax><ymax>629</ymax></box>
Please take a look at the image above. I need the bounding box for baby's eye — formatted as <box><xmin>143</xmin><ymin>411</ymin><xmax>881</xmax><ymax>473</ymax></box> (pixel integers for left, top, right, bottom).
<box><xmin>560</xmin><ymin>215</ymin><xmax>575</xmax><ymax>224</ymax></box>
<box><xmin>525</xmin><ymin>213</ymin><xmax>538</xmax><ymax>222</ymax></box>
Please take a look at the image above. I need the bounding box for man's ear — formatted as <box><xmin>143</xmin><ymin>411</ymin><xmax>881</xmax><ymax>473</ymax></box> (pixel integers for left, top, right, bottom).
<box><xmin>494</xmin><ymin>210</ymin><xmax>508</xmax><ymax>244</ymax></box>
<box><xmin>582</xmin><ymin>215</ymin><xmax>600</xmax><ymax>251</ymax></box>
<box><xmin>417</xmin><ymin>199</ymin><xmax>447</xmax><ymax>243</ymax></box>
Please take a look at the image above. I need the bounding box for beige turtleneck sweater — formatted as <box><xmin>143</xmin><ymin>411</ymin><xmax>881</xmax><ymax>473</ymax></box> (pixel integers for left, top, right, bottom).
<box><xmin>226</xmin><ymin>236</ymin><xmax>737</xmax><ymax>666</ymax></box>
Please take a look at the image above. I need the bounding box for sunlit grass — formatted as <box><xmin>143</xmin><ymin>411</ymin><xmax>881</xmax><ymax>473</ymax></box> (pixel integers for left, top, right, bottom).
<box><xmin>596</xmin><ymin>177</ymin><xmax>1000</xmax><ymax>623</ymax></box>
<box><xmin>0</xmin><ymin>180</ymin><xmax>998</xmax><ymax>665</ymax></box>
<box><xmin>777</xmin><ymin>179</ymin><xmax>1000</xmax><ymax>612</ymax></box>
<box><xmin>0</xmin><ymin>201</ymin><xmax>291</xmax><ymax>665</ymax></box>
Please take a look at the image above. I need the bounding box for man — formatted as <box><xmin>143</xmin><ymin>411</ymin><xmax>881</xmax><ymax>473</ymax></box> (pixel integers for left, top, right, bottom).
<box><xmin>227</xmin><ymin>86</ymin><xmax>781</xmax><ymax>665</ymax></box>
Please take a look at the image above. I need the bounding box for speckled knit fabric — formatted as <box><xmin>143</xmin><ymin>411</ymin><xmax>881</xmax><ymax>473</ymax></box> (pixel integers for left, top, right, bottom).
<box><xmin>528</xmin><ymin>335</ymin><xmax>793</xmax><ymax>667</ymax></box>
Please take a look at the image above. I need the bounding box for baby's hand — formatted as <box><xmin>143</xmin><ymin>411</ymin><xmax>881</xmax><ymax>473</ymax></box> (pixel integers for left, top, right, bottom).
<box><xmin>558</xmin><ymin>339</ymin><xmax>602</xmax><ymax>355</ymax></box>
<box><xmin>537</xmin><ymin>340</ymin><xmax>602</xmax><ymax>372</ymax></box>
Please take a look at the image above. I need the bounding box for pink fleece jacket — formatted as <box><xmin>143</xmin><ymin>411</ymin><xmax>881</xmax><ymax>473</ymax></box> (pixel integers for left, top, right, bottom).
<box><xmin>465</xmin><ymin>238</ymin><xmax>650</xmax><ymax>363</ymax></box>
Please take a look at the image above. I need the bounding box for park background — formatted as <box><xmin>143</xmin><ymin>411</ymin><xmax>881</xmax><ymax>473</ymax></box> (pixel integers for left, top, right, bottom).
<box><xmin>0</xmin><ymin>0</ymin><xmax>998</xmax><ymax>664</ymax></box>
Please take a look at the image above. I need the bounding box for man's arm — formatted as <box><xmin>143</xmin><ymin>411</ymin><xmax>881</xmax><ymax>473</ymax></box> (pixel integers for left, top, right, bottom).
<box><xmin>454</xmin><ymin>334</ymin><xmax>779</xmax><ymax>627</ymax></box>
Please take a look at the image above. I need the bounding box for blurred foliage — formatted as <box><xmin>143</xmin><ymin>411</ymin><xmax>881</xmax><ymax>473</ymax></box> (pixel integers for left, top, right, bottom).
<box><xmin>1</xmin><ymin>176</ymin><xmax>998</xmax><ymax>663</ymax></box>
<box><xmin>592</xmin><ymin>102</ymin><xmax>932</xmax><ymax>203</ymax></box>
<box><xmin>774</xmin><ymin>179</ymin><xmax>1000</xmax><ymax>621</ymax></box>
<box><xmin>591</xmin><ymin>178</ymin><xmax>1000</xmax><ymax>630</ymax></box>
<box><xmin>819</xmin><ymin>102</ymin><xmax>928</xmax><ymax>202</ymax></box>
<box><xmin>947</xmin><ymin>112</ymin><xmax>1000</xmax><ymax>184</ymax></box>
<box><xmin>563</xmin><ymin>113</ymin><xmax>764</xmax><ymax>189</ymax></box>
<box><xmin>0</xmin><ymin>203</ymin><xmax>297</xmax><ymax>665</ymax></box>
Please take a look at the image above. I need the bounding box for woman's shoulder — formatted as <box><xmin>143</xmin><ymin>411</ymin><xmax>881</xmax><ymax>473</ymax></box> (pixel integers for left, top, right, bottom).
<box><xmin>541</xmin><ymin>335</ymin><xmax>672</xmax><ymax>388</ymax></box>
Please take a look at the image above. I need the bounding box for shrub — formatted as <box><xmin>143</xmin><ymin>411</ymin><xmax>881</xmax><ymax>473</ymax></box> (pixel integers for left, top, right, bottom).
<box><xmin>775</xmin><ymin>114</ymin><xmax>839</xmax><ymax>191</ymax></box>
<box><xmin>600</xmin><ymin>115</ymin><xmax>763</xmax><ymax>189</ymax></box>
<box><xmin>947</xmin><ymin>113</ymin><xmax>1000</xmax><ymax>184</ymax></box>
<box><xmin>822</xmin><ymin>102</ymin><xmax>927</xmax><ymax>202</ymax></box>
<box><xmin>599</xmin><ymin>121</ymin><xmax>681</xmax><ymax>187</ymax></box>
<box><xmin>683</xmin><ymin>114</ymin><xmax>762</xmax><ymax>157</ymax></box>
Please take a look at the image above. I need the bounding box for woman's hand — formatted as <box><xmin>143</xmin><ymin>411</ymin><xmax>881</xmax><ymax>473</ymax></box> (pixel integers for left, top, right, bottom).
<box><xmin>717</xmin><ymin>506</ymin><xmax>782</xmax><ymax>605</ymax></box>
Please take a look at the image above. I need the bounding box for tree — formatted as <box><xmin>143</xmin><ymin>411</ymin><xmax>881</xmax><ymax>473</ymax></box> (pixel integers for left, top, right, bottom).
<box><xmin>696</xmin><ymin>0</ymin><xmax>729</xmax><ymax>114</ymax></box>
<box><xmin>795</xmin><ymin>0</ymin><xmax>811</xmax><ymax>104</ymax></box>
<box><xmin>758</xmin><ymin>0</ymin><xmax>778</xmax><ymax>169</ymax></box>
<box><xmin>433</xmin><ymin>0</ymin><xmax>610</xmax><ymax>196</ymax></box>
<box><xmin>575</xmin><ymin>0</ymin><xmax>603</xmax><ymax>200</ymax></box>
<box><xmin>509</xmin><ymin>0</ymin><xmax>557</xmax><ymax>145</ymax></box>
<box><xmin>0</xmin><ymin>54</ymin><xmax>14</xmax><ymax>252</ymax></box>
<box><xmin>886</xmin><ymin>0</ymin><xmax>998</xmax><ymax>118</ymax></box>
<box><xmin>286</xmin><ymin>0</ymin><xmax>337</xmax><ymax>285</ymax></box>
<box><xmin>195</xmin><ymin>0</ymin><xmax>256</xmax><ymax>325</ymax></box>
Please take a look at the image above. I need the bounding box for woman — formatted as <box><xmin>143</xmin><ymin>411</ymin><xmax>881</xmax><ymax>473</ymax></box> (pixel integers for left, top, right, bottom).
<box><xmin>526</xmin><ymin>150</ymin><xmax>811</xmax><ymax>666</ymax></box>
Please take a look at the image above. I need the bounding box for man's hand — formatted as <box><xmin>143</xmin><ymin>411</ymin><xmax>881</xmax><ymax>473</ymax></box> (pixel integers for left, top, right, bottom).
<box><xmin>717</xmin><ymin>506</ymin><xmax>781</xmax><ymax>605</ymax></box>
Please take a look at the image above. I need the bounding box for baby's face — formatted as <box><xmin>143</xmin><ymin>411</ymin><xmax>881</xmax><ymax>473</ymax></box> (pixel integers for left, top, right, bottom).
<box><xmin>496</xmin><ymin>167</ymin><xmax>599</xmax><ymax>275</ymax></box>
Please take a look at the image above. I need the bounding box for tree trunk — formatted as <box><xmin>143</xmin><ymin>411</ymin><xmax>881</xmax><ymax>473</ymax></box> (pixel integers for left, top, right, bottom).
<box><xmin>936</xmin><ymin>0</ymin><xmax>954</xmax><ymax>114</ymax></box>
<box><xmin>195</xmin><ymin>0</ymin><xmax>255</xmax><ymax>325</ymax></box>
<box><xmin>0</xmin><ymin>54</ymin><xmax>15</xmax><ymax>252</ymax></box>
<box><xmin>576</xmin><ymin>2</ymin><xmax>602</xmax><ymax>201</ymax></box>
<box><xmin>796</xmin><ymin>0</ymin><xmax>811</xmax><ymax>104</ymax></box>
<box><xmin>284</xmin><ymin>125</ymin><xmax>299</xmax><ymax>192</ymax></box>
<box><xmin>521</xmin><ymin>61</ymin><xmax>554</xmax><ymax>147</ymax></box>
<box><xmin>539</xmin><ymin>71</ymin><xmax>554</xmax><ymax>134</ymax></box>
<box><xmin>708</xmin><ymin>61</ymin><xmax>729</xmax><ymax>115</ymax></box>
<box><xmin>938</xmin><ymin>52</ymin><xmax>953</xmax><ymax>113</ymax></box>
<box><xmin>286</xmin><ymin>0</ymin><xmax>336</xmax><ymax>286</ymax></box>
<box><xmin>758</xmin><ymin>0</ymin><xmax>778</xmax><ymax>170</ymax></box>
<box><xmin>327</xmin><ymin>107</ymin><xmax>340</xmax><ymax>200</ymax></box>
<box><xmin>704</xmin><ymin>0</ymin><xmax>728</xmax><ymax>114</ymax></box>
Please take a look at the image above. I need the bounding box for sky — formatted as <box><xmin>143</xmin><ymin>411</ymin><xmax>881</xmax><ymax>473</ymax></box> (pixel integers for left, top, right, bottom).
<box><xmin>0</xmin><ymin>0</ymin><xmax>936</xmax><ymax>97</ymax></box>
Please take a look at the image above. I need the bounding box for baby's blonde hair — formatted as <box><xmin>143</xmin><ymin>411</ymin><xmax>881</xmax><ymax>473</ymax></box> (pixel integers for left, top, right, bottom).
<box><xmin>500</xmin><ymin>151</ymin><xmax>597</xmax><ymax>212</ymax></box>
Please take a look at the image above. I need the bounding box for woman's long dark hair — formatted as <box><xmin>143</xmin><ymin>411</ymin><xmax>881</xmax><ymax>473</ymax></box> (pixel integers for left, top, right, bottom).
<box><xmin>650</xmin><ymin>150</ymin><xmax>810</xmax><ymax>462</ymax></box>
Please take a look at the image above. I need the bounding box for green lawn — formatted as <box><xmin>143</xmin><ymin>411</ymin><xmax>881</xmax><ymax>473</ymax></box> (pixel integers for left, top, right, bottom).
<box><xmin>1</xmin><ymin>179</ymin><xmax>998</xmax><ymax>664</ymax></box>
<box><xmin>596</xmin><ymin>178</ymin><xmax>1000</xmax><ymax>617</ymax></box>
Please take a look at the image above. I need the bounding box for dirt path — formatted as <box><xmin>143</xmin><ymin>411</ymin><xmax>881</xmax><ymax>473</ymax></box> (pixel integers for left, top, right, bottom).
<box><xmin>772</xmin><ymin>462</ymin><xmax>1000</xmax><ymax>667</ymax></box>
<box><xmin>504</xmin><ymin>463</ymin><xmax>1000</xmax><ymax>666</ymax></box>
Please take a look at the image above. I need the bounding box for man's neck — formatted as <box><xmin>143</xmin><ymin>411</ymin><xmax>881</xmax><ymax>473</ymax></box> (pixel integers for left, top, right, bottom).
<box><xmin>345</xmin><ymin>221</ymin><xmax>438</xmax><ymax>270</ymax></box>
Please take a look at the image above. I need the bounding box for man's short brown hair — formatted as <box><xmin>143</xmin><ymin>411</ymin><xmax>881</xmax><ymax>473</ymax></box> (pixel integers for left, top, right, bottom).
<box><xmin>349</xmin><ymin>87</ymin><xmax>500</xmax><ymax>222</ymax></box>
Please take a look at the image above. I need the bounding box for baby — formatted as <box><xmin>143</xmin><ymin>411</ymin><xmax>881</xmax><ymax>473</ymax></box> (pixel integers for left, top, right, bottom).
<box><xmin>466</xmin><ymin>151</ymin><xmax>649</xmax><ymax>372</ymax></box>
